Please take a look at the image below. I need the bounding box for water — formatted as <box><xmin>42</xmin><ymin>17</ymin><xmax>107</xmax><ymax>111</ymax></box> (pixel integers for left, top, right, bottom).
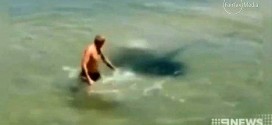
<box><xmin>1</xmin><ymin>0</ymin><xmax>271</xmax><ymax>125</ymax></box>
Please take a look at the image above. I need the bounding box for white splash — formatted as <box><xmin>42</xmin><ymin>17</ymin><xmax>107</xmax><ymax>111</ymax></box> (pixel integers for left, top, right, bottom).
<box><xmin>127</xmin><ymin>39</ymin><xmax>150</xmax><ymax>49</ymax></box>
<box><xmin>143</xmin><ymin>78</ymin><xmax>186</xmax><ymax>103</ymax></box>
<box><xmin>143</xmin><ymin>80</ymin><xmax>165</xmax><ymax>96</ymax></box>
<box><xmin>62</xmin><ymin>66</ymin><xmax>79</xmax><ymax>78</ymax></box>
<box><xmin>102</xmin><ymin>69</ymin><xmax>140</xmax><ymax>84</ymax></box>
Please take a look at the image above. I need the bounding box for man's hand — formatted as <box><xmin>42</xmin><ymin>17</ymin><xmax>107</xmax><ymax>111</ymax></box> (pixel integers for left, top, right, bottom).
<box><xmin>83</xmin><ymin>65</ymin><xmax>94</xmax><ymax>86</ymax></box>
<box><xmin>87</xmin><ymin>77</ymin><xmax>94</xmax><ymax>86</ymax></box>
<box><xmin>108</xmin><ymin>64</ymin><xmax>116</xmax><ymax>71</ymax></box>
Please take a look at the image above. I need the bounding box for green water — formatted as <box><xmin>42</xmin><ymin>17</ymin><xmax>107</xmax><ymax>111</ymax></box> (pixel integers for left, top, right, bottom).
<box><xmin>1</xmin><ymin>0</ymin><xmax>272</xmax><ymax>125</ymax></box>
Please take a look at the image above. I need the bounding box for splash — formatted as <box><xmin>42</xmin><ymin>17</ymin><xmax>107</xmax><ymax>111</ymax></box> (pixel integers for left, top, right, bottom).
<box><xmin>62</xmin><ymin>66</ymin><xmax>79</xmax><ymax>78</ymax></box>
<box><xmin>143</xmin><ymin>78</ymin><xmax>186</xmax><ymax>103</ymax></box>
<box><xmin>102</xmin><ymin>69</ymin><xmax>141</xmax><ymax>84</ymax></box>
<box><xmin>143</xmin><ymin>80</ymin><xmax>165</xmax><ymax>96</ymax></box>
<box><xmin>126</xmin><ymin>39</ymin><xmax>150</xmax><ymax>49</ymax></box>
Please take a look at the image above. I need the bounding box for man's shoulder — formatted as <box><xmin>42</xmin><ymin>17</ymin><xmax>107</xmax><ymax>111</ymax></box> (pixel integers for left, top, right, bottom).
<box><xmin>83</xmin><ymin>45</ymin><xmax>93</xmax><ymax>55</ymax></box>
<box><xmin>86</xmin><ymin>44</ymin><xmax>95</xmax><ymax>51</ymax></box>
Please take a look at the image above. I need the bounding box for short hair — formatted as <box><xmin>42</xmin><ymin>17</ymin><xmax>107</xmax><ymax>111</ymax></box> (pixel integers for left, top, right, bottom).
<box><xmin>94</xmin><ymin>35</ymin><xmax>105</xmax><ymax>44</ymax></box>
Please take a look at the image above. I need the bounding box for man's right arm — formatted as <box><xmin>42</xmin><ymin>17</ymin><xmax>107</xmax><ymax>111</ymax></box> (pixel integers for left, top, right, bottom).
<box><xmin>82</xmin><ymin>50</ymin><xmax>94</xmax><ymax>85</ymax></box>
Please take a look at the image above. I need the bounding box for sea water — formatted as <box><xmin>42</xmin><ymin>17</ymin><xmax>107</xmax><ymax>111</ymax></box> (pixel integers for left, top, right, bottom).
<box><xmin>1</xmin><ymin>0</ymin><xmax>271</xmax><ymax>125</ymax></box>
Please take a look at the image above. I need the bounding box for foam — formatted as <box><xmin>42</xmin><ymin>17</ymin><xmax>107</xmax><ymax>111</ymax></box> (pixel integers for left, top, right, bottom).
<box><xmin>143</xmin><ymin>78</ymin><xmax>186</xmax><ymax>103</ymax></box>
<box><xmin>63</xmin><ymin>67</ymin><xmax>185</xmax><ymax>103</ymax></box>
<box><xmin>62</xmin><ymin>66</ymin><xmax>79</xmax><ymax>78</ymax></box>
<box><xmin>223</xmin><ymin>101</ymin><xmax>237</xmax><ymax>107</ymax></box>
<box><xmin>163</xmin><ymin>93</ymin><xmax>186</xmax><ymax>103</ymax></box>
<box><xmin>102</xmin><ymin>69</ymin><xmax>141</xmax><ymax>84</ymax></box>
<box><xmin>126</xmin><ymin>39</ymin><xmax>150</xmax><ymax>49</ymax></box>
<box><xmin>89</xmin><ymin>89</ymin><xmax>120</xmax><ymax>94</ymax></box>
<box><xmin>143</xmin><ymin>80</ymin><xmax>165</xmax><ymax>96</ymax></box>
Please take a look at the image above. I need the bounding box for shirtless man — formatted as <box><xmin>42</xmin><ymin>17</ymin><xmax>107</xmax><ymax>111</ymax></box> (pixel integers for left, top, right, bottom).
<box><xmin>80</xmin><ymin>35</ymin><xmax>115</xmax><ymax>86</ymax></box>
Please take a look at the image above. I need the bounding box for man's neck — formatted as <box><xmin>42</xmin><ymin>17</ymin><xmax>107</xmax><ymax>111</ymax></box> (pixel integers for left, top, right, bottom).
<box><xmin>95</xmin><ymin>45</ymin><xmax>102</xmax><ymax>54</ymax></box>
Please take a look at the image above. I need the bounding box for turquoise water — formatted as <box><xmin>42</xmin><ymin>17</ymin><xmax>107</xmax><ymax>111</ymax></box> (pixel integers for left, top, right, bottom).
<box><xmin>1</xmin><ymin>0</ymin><xmax>272</xmax><ymax>125</ymax></box>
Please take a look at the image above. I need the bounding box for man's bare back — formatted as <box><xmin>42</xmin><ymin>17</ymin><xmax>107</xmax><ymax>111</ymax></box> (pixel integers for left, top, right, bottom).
<box><xmin>80</xmin><ymin>35</ymin><xmax>115</xmax><ymax>86</ymax></box>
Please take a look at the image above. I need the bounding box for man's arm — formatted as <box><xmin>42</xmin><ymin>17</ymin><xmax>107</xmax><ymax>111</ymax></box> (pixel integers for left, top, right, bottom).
<box><xmin>101</xmin><ymin>52</ymin><xmax>115</xmax><ymax>70</ymax></box>
<box><xmin>82</xmin><ymin>50</ymin><xmax>94</xmax><ymax>85</ymax></box>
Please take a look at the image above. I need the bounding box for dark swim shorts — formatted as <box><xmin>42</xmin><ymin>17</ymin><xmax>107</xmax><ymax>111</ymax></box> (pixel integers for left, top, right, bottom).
<box><xmin>80</xmin><ymin>69</ymin><xmax>101</xmax><ymax>81</ymax></box>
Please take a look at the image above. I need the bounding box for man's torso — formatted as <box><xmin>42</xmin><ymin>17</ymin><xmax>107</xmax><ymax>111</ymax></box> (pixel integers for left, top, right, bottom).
<box><xmin>83</xmin><ymin>44</ymin><xmax>102</xmax><ymax>73</ymax></box>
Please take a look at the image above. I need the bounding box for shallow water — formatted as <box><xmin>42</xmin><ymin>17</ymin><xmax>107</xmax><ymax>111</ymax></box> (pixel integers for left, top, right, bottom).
<box><xmin>1</xmin><ymin>0</ymin><xmax>272</xmax><ymax>125</ymax></box>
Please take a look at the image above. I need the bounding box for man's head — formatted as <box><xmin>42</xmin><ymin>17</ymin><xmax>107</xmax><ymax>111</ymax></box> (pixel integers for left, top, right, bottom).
<box><xmin>94</xmin><ymin>35</ymin><xmax>105</xmax><ymax>48</ymax></box>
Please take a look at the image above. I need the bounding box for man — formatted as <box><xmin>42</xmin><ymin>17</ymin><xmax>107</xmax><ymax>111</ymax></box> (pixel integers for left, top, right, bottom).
<box><xmin>80</xmin><ymin>35</ymin><xmax>115</xmax><ymax>86</ymax></box>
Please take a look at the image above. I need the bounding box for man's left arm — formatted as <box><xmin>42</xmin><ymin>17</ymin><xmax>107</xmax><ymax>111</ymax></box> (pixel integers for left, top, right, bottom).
<box><xmin>101</xmin><ymin>53</ymin><xmax>115</xmax><ymax>70</ymax></box>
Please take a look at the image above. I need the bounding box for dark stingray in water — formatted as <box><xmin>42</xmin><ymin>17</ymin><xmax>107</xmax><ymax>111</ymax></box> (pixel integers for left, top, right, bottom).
<box><xmin>111</xmin><ymin>47</ymin><xmax>187</xmax><ymax>76</ymax></box>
